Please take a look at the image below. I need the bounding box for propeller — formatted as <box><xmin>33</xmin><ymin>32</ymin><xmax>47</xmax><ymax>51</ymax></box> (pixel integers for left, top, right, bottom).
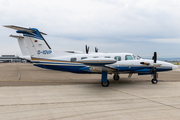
<box><xmin>85</xmin><ymin>45</ymin><xmax>89</xmax><ymax>54</ymax></box>
<box><xmin>95</xmin><ymin>47</ymin><xmax>98</xmax><ymax>53</ymax></box>
<box><xmin>152</xmin><ymin>52</ymin><xmax>157</xmax><ymax>63</ymax></box>
<box><xmin>152</xmin><ymin>52</ymin><xmax>158</xmax><ymax>82</ymax></box>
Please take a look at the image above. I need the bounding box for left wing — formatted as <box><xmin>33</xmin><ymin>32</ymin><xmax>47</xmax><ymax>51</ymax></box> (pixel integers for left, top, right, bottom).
<box><xmin>77</xmin><ymin>58</ymin><xmax>117</xmax><ymax>73</ymax></box>
<box><xmin>77</xmin><ymin>58</ymin><xmax>116</xmax><ymax>66</ymax></box>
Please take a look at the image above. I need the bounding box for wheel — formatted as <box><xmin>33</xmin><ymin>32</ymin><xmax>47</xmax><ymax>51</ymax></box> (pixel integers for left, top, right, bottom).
<box><xmin>113</xmin><ymin>74</ymin><xmax>119</xmax><ymax>81</ymax></box>
<box><xmin>151</xmin><ymin>79</ymin><xmax>158</xmax><ymax>84</ymax></box>
<box><xmin>101</xmin><ymin>80</ymin><xmax>109</xmax><ymax>87</ymax></box>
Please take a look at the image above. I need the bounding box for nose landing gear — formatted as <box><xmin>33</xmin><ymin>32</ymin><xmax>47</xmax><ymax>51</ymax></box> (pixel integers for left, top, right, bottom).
<box><xmin>152</xmin><ymin>52</ymin><xmax>158</xmax><ymax>84</ymax></box>
<box><xmin>152</xmin><ymin>69</ymin><xmax>158</xmax><ymax>84</ymax></box>
<box><xmin>151</xmin><ymin>78</ymin><xmax>158</xmax><ymax>84</ymax></box>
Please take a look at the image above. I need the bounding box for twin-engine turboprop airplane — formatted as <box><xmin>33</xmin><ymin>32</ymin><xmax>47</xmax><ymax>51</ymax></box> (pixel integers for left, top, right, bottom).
<box><xmin>4</xmin><ymin>25</ymin><xmax>178</xmax><ymax>87</ymax></box>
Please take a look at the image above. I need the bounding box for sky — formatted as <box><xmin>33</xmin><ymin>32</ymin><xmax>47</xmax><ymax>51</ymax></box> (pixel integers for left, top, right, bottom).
<box><xmin>0</xmin><ymin>0</ymin><xmax>180</xmax><ymax>58</ymax></box>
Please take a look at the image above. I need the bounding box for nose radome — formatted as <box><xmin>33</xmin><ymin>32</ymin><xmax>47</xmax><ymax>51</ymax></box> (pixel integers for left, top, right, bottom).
<box><xmin>172</xmin><ymin>65</ymin><xmax>178</xmax><ymax>70</ymax></box>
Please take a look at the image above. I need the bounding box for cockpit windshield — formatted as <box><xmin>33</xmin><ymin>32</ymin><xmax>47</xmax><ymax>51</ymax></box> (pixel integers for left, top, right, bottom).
<box><xmin>133</xmin><ymin>54</ymin><xmax>142</xmax><ymax>60</ymax></box>
<box><xmin>125</xmin><ymin>55</ymin><xmax>133</xmax><ymax>60</ymax></box>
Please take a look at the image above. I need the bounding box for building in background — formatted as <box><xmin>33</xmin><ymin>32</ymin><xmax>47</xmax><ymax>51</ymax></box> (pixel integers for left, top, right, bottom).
<box><xmin>0</xmin><ymin>55</ymin><xmax>25</xmax><ymax>63</ymax></box>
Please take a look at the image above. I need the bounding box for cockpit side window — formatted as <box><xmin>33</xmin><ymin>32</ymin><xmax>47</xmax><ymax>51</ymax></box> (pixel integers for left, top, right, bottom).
<box><xmin>125</xmin><ymin>55</ymin><xmax>133</xmax><ymax>60</ymax></box>
<box><xmin>70</xmin><ymin>58</ymin><xmax>77</xmax><ymax>62</ymax></box>
<box><xmin>114</xmin><ymin>56</ymin><xmax>121</xmax><ymax>61</ymax></box>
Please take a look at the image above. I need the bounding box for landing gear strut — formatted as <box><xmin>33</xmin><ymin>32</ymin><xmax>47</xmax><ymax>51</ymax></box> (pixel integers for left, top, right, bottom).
<box><xmin>113</xmin><ymin>74</ymin><xmax>119</xmax><ymax>81</ymax></box>
<box><xmin>152</xmin><ymin>52</ymin><xmax>158</xmax><ymax>84</ymax></box>
<box><xmin>101</xmin><ymin>71</ymin><xmax>109</xmax><ymax>87</ymax></box>
<box><xmin>152</xmin><ymin>67</ymin><xmax>158</xmax><ymax>84</ymax></box>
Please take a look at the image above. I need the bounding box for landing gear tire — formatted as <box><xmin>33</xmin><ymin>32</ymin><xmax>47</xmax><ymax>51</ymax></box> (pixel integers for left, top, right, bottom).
<box><xmin>113</xmin><ymin>74</ymin><xmax>119</xmax><ymax>81</ymax></box>
<box><xmin>151</xmin><ymin>79</ymin><xmax>158</xmax><ymax>84</ymax></box>
<box><xmin>101</xmin><ymin>80</ymin><xmax>109</xmax><ymax>87</ymax></box>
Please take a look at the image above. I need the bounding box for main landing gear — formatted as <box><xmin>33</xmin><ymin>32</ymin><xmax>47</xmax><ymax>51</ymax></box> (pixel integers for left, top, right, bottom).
<box><xmin>101</xmin><ymin>80</ymin><xmax>109</xmax><ymax>87</ymax></box>
<box><xmin>101</xmin><ymin>73</ymin><xmax>120</xmax><ymax>87</ymax></box>
<box><xmin>101</xmin><ymin>71</ymin><xmax>109</xmax><ymax>87</ymax></box>
<box><xmin>113</xmin><ymin>74</ymin><xmax>119</xmax><ymax>81</ymax></box>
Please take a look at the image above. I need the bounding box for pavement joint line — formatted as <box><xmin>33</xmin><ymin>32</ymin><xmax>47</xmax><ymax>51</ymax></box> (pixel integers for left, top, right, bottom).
<box><xmin>2</xmin><ymin>102</ymin><xmax>178</xmax><ymax>118</ymax></box>
<box><xmin>1</xmin><ymin>102</ymin><xmax>172</xmax><ymax>119</ymax></box>
<box><xmin>110</xmin><ymin>88</ymin><xmax>180</xmax><ymax>110</ymax></box>
<box><xmin>0</xmin><ymin>98</ymin><xmax>153</xmax><ymax>107</ymax></box>
<box><xmin>0</xmin><ymin>80</ymin><xmax>100</xmax><ymax>83</ymax></box>
<box><xmin>17</xmin><ymin>63</ymin><xmax>21</xmax><ymax>81</ymax></box>
<box><xmin>1</xmin><ymin>80</ymin><xmax>180</xmax><ymax>83</ymax></box>
<box><xmin>48</xmin><ymin>103</ymin><xmax>176</xmax><ymax>120</ymax></box>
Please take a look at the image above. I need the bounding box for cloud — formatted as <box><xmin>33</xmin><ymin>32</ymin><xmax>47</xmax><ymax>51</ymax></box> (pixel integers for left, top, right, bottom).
<box><xmin>1</xmin><ymin>0</ymin><xmax>180</xmax><ymax>57</ymax></box>
<box><xmin>148</xmin><ymin>38</ymin><xmax>180</xmax><ymax>43</ymax></box>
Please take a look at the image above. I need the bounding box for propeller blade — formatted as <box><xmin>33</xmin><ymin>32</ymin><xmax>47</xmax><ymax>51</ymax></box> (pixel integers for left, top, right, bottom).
<box><xmin>154</xmin><ymin>52</ymin><xmax>157</xmax><ymax>63</ymax></box>
<box><xmin>85</xmin><ymin>45</ymin><xmax>89</xmax><ymax>54</ymax></box>
<box><xmin>95</xmin><ymin>47</ymin><xmax>98</xmax><ymax>53</ymax></box>
<box><xmin>153</xmin><ymin>52</ymin><xmax>157</xmax><ymax>80</ymax></box>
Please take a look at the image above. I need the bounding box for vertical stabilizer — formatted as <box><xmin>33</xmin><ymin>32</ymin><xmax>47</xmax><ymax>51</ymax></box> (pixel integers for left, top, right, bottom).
<box><xmin>9</xmin><ymin>35</ymin><xmax>30</xmax><ymax>56</ymax></box>
<box><xmin>4</xmin><ymin>25</ymin><xmax>55</xmax><ymax>58</ymax></box>
<box><xmin>16</xmin><ymin>28</ymin><xmax>54</xmax><ymax>58</ymax></box>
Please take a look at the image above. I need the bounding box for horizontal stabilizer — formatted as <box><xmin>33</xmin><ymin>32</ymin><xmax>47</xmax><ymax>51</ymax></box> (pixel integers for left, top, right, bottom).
<box><xmin>4</xmin><ymin>25</ymin><xmax>47</xmax><ymax>35</ymax></box>
<box><xmin>10</xmin><ymin>35</ymin><xmax>24</xmax><ymax>38</ymax></box>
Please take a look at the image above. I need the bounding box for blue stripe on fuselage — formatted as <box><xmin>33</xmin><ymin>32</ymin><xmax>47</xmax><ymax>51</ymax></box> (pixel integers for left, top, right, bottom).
<box><xmin>32</xmin><ymin>61</ymin><xmax>172</xmax><ymax>73</ymax></box>
<box><xmin>34</xmin><ymin>64</ymin><xmax>90</xmax><ymax>73</ymax></box>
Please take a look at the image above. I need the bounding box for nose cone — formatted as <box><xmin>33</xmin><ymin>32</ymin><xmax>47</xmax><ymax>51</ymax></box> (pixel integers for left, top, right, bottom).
<box><xmin>172</xmin><ymin>65</ymin><xmax>178</xmax><ymax>70</ymax></box>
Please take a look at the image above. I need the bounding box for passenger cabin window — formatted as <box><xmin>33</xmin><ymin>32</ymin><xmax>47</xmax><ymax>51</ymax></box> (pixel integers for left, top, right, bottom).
<box><xmin>70</xmin><ymin>58</ymin><xmax>77</xmax><ymax>62</ymax></box>
<box><xmin>114</xmin><ymin>56</ymin><xmax>121</xmax><ymax>61</ymax></box>
<box><xmin>81</xmin><ymin>57</ymin><xmax>87</xmax><ymax>60</ymax></box>
<box><xmin>93</xmin><ymin>56</ymin><xmax>99</xmax><ymax>58</ymax></box>
<box><xmin>104</xmin><ymin>56</ymin><xmax>111</xmax><ymax>58</ymax></box>
<box><xmin>125</xmin><ymin>55</ymin><xmax>133</xmax><ymax>60</ymax></box>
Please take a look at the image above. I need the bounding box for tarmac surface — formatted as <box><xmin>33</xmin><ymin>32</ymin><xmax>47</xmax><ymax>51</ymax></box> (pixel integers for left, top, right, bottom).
<box><xmin>0</xmin><ymin>63</ymin><xmax>180</xmax><ymax>120</ymax></box>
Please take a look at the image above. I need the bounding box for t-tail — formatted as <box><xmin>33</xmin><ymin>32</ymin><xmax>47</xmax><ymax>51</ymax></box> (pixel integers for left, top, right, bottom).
<box><xmin>4</xmin><ymin>25</ymin><xmax>54</xmax><ymax>59</ymax></box>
